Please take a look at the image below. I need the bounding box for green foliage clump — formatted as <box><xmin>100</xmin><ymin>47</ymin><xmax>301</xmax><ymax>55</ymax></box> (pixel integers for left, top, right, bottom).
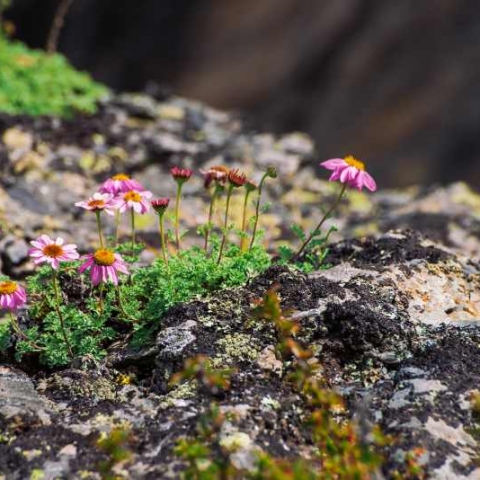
<box><xmin>15</xmin><ymin>243</ymin><xmax>270</xmax><ymax>367</ymax></box>
<box><xmin>0</xmin><ymin>320</ymin><xmax>10</xmax><ymax>352</ymax></box>
<box><xmin>0</xmin><ymin>34</ymin><xmax>108</xmax><ymax>116</ymax></box>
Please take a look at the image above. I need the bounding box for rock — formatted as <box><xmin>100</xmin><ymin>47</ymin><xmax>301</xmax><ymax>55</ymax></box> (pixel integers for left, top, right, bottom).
<box><xmin>0</xmin><ymin>366</ymin><xmax>52</xmax><ymax>425</ymax></box>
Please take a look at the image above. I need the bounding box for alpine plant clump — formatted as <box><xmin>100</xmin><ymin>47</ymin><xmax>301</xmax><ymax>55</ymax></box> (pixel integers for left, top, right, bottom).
<box><xmin>1</xmin><ymin>157</ymin><xmax>376</xmax><ymax>364</ymax></box>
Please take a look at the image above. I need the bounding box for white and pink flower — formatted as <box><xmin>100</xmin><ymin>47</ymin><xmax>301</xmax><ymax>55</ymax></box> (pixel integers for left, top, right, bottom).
<box><xmin>116</xmin><ymin>189</ymin><xmax>153</xmax><ymax>214</ymax></box>
<box><xmin>79</xmin><ymin>249</ymin><xmax>129</xmax><ymax>286</ymax></box>
<box><xmin>28</xmin><ymin>235</ymin><xmax>79</xmax><ymax>270</ymax></box>
<box><xmin>75</xmin><ymin>192</ymin><xmax>118</xmax><ymax>216</ymax></box>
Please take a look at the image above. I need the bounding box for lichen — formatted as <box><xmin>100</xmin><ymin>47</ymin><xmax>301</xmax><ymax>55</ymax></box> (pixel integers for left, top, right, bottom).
<box><xmin>213</xmin><ymin>333</ymin><xmax>260</xmax><ymax>366</ymax></box>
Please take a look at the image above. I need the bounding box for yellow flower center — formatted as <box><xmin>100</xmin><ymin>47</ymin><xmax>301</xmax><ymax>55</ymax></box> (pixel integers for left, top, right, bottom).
<box><xmin>112</xmin><ymin>173</ymin><xmax>130</xmax><ymax>181</ymax></box>
<box><xmin>87</xmin><ymin>199</ymin><xmax>106</xmax><ymax>209</ymax></box>
<box><xmin>0</xmin><ymin>281</ymin><xmax>18</xmax><ymax>295</ymax></box>
<box><xmin>93</xmin><ymin>249</ymin><xmax>115</xmax><ymax>266</ymax></box>
<box><xmin>124</xmin><ymin>191</ymin><xmax>141</xmax><ymax>203</ymax></box>
<box><xmin>344</xmin><ymin>155</ymin><xmax>365</xmax><ymax>171</ymax></box>
<box><xmin>42</xmin><ymin>244</ymin><xmax>64</xmax><ymax>258</ymax></box>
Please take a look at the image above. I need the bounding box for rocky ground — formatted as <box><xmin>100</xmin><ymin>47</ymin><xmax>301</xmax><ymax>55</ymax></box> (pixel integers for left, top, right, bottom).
<box><xmin>1</xmin><ymin>94</ymin><xmax>480</xmax><ymax>479</ymax></box>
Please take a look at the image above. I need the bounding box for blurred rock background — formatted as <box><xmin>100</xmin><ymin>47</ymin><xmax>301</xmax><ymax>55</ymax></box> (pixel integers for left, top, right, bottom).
<box><xmin>5</xmin><ymin>0</ymin><xmax>480</xmax><ymax>187</ymax></box>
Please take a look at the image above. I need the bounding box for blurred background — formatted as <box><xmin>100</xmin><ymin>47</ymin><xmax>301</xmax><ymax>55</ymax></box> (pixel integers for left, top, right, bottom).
<box><xmin>4</xmin><ymin>0</ymin><xmax>480</xmax><ymax>188</ymax></box>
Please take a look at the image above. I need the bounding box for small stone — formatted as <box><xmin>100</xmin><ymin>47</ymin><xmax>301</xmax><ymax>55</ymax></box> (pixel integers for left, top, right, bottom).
<box><xmin>256</xmin><ymin>346</ymin><xmax>283</xmax><ymax>375</ymax></box>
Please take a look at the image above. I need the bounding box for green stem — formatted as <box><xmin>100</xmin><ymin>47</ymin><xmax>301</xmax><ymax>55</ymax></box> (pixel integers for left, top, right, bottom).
<box><xmin>204</xmin><ymin>187</ymin><xmax>219</xmax><ymax>253</ymax></box>
<box><xmin>159</xmin><ymin>213</ymin><xmax>169</xmax><ymax>269</ymax></box>
<box><xmin>98</xmin><ymin>283</ymin><xmax>104</xmax><ymax>315</ymax></box>
<box><xmin>240</xmin><ymin>189</ymin><xmax>252</xmax><ymax>251</ymax></box>
<box><xmin>8</xmin><ymin>311</ymin><xmax>44</xmax><ymax>351</ymax></box>
<box><xmin>115</xmin><ymin>285</ymin><xmax>136</xmax><ymax>322</ymax></box>
<box><xmin>217</xmin><ymin>185</ymin><xmax>234</xmax><ymax>265</ymax></box>
<box><xmin>95</xmin><ymin>210</ymin><xmax>104</xmax><ymax>248</ymax></box>
<box><xmin>52</xmin><ymin>270</ymin><xmax>73</xmax><ymax>359</ymax></box>
<box><xmin>249</xmin><ymin>173</ymin><xmax>268</xmax><ymax>250</ymax></box>
<box><xmin>293</xmin><ymin>184</ymin><xmax>347</xmax><ymax>261</ymax></box>
<box><xmin>174</xmin><ymin>183</ymin><xmax>184</xmax><ymax>251</ymax></box>
<box><xmin>131</xmin><ymin>208</ymin><xmax>135</xmax><ymax>253</ymax></box>
<box><xmin>114</xmin><ymin>210</ymin><xmax>120</xmax><ymax>247</ymax></box>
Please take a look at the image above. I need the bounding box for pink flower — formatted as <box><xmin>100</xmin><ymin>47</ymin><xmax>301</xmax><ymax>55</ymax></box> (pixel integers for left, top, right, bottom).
<box><xmin>79</xmin><ymin>249</ymin><xmax>129</xmax><ymax>286</ymax></box>
<box><xmin>99</xmin><ymin>174</ymin><xmax>144</xmax><ymax>196</ymax></box>
<box><xmin>0</xmin><ymin>280</ymin><xmax>26</xmax><ymax>311</ymax></box>
<box><xmin>28</xmin><ymin>235</ymin><xmax>79</xmax><ymax>270</ymax></box>
<box><xmin>117</xmin><ymin>189</ymin><xmax>153</xmax><ymax>214</ymax></box>
<box><xmin>151</xmin><ymin>198</ymin><xmax>170</xmax><ymax>215</ymax></box>
<box><xmin>75</xmin><ymin>192</ymin><xmax>118</xmax><ymax>216</ymax></box>
<box><xmin>171</xmin><ymin>167</ymin><xmax>193</xmax><ymax>184</ymax></box>
<box><xmin>321</xmin><ymin>155</ymin><xmax>377</xmax><ymax>192</ymax></box>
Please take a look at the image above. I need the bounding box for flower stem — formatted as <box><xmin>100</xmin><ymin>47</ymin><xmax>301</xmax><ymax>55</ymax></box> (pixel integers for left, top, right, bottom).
<box><xmin>240</xmin><ymin>189</ymin><xmax>252</xmax><ymax>252</ymax></box>
<box><xmin>131</xmin><ymin>209</ymin><xmax>135</xmax><ymax>253</ymax></box>
<box><xmin>159</xmin><ymin>213</ymin><xmax>169</xmax><ymax>269</ymax></box>
<box><xmin>174</xmin><ymin>183</ymin><xmax>184</xmax><ymax>251</ymax></box>
<box><xmin>8</xmin><ymin>311</ymin><xmax>44</xmax><ymax>352</ymax></box>
<box><xmin>204</xmin><ymin>187</ymin><xmax>219</xmax><ymax>254</ymax></box>
<box><xmin>115</xmin><ymin>285</ymin><xmax>137</xmax><ymax>322</ymax></box>
<box><xmin>217</xmin><ymin>184</ymin><xmax>234</xmax><ymax>265</ymax></box>
<box><xmin>98</xmin><ymin>283</ymin><xmax>104</xmax><ymax>315</ymax></box>
<box><xmin>52</xmin><ymin>270</ymin><xmax>74</xmax><ymax>359</ymax></box>
<box><xmin>114</xmin><ymin>210</ymin><xmax>121</xmax><ymax>247</ymax></box>
<box><xmin>249</xmin><ymin>172</ymin><xmax>268</xmax><ymax>250</ymax></box>
<box><xmin>293</xmin><ymin>183</ymin><xmax>347</xmax><ymax>261</ymax></box>
<box><xmin>95</xmin><ymin>211</ymin><xmax>104</xmax><ymax>248</ymax></box>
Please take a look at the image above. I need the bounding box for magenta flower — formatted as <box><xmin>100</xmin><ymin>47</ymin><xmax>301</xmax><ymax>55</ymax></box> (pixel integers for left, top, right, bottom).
<box><xmin>28</xmin><ymin>235</ymin><xmax>79</xmax><ymax>270</ymax></box>
<box><xmin>79</xmin><ymin>249</ymin><xmax>129</xmax><ymax>286</ymax></box>
<box><xmin>321</xmin><ymin>155</ymin><xmax>377</xmax><ymax>192</ymax></box>
<box><xmin>75</xmin><ymin>192</ymin><xmax>118</xmax><ymax>216</ymax></box>
<box><xmin>99</xmin><ymin>174</ymin><xmax>144</xmax><ymax>196</ymax></box>
<box><xmin>171</xmin><ymin>167</ymin><xmax>193</xmax><ymax>184</ymax></box>
<box><xmin>117</xmin><ymin>189</ymin><xmax>153</xmax><ymax>214</ymax></box>
<box><xmin>151</xmin><ymin>197</ymin><xmax>170</xmax><ymax>215</ymax></box>
<box><xmin>0</xmin><ymin>280</ymin><xmax>26</xmax><ymax>311</ymax></box>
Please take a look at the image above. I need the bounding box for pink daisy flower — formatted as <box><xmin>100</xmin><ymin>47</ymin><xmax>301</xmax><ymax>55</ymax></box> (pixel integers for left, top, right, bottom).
<box><xmin>28</xmin><ymin>235</ymin><xmax>79</xmax><ymax>270</ymax></box>
<box><xmin>75</xmin><ymin>192</ymin><xmax>118</xmax><ymax>216</ymax></box>
<box><xmin>0</xmin><ymin>280</ymin><xmax>26</xmax><ymax>311</ymax></box>
<box><xmin>321</xmin><ymin>155</ymin><xmax>377</xmax><ymax>192</ymax></box>
<box><xmin>117</xmin><ymin>189</ymin><xmax>153</xmax><ymax>214</ymax></box>
<box><xmin>99</xmin><ymin>173</ymin><xmax>144</xmax><ymax>196</ymax></box>
<box><xmin>79</xmin><ymin>249</ymin><xmax>129</xmax><ymax>286</ymax></box>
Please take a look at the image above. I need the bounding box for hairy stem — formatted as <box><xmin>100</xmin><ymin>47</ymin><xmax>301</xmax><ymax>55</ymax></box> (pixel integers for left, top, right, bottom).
<box><xmin>114</xmin><ymin>210</ymin><xmax>120</xmax><ymax>247</ymax></box>
<box><xmin>217</xmin><ymin>185</ymin><xmax>234</xmax><ymax>265</ymax></box>
<box><xmin>131</xmin><ymin>209</ymin><xmax>135</xmax><ymax>253</ymax></box>
<box><xmin>240</xmin><ymin>189</ymin><xmax>252</xmax><ymax>252</ymax></box>
<box><xmin>204</xmin><ymin>187</ymin><xmax>219</xmax><ymax>254</ymax></box>
<box><xmin>249</xmin><ymin>173</ymin><xmax>268</xmax><ymax>250</ymax></box>
<box><xmin>8</xmin><ymin>311</ymin><xmax>44</xmax><ymax>351</ymax></box>
<box><xmin>159</xmin><ymin>213</ymin><xmax>169</xmax><ymax>269</ymax></box>
<box><xmin>46</xmin><ymin>0</ymin><xmax>74</xmax><ymax>54</ymax></box>
<box><xmin>293</xmin><ymin>184</ymin><xmax>347</xmax><ymax>261</ymax></box>
<box><xmin>174</xmin><ymin>183</ymin><xmax>183</xmax><ymax>251</ymax></box>
<box><xmin>52</xmin><ymin>270</ymin><xmax>73</xmax><ymax>359</ymax></box>
<box><xmin>95</xmin><ymin>210</ymin><xmax>104</xmax><ymax>248</ymax></box>
<box><xmin>115</xmin><ymin>285</ymin><xmax>136</xmax><ymax>322</ymax></box>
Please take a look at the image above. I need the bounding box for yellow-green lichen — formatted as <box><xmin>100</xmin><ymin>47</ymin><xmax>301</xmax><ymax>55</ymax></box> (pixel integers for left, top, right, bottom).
<box><xmin>214</xmin><ymin>333</ymin><xmax>260</xmax><ymax>366</ymax></box>
<box><xmin>159</xmin><ymin>380</ymin><xmax>198</xmax><ymax>409</ymax></box>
